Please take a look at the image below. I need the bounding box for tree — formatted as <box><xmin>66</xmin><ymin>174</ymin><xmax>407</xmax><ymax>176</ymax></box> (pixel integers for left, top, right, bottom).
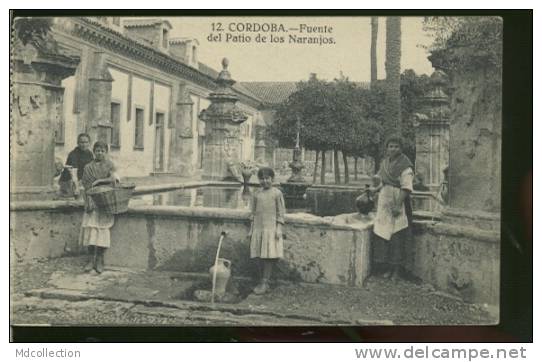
<box><xmin>270</xmin><ymin>69</ymin><xmax>429</xmax><ymax>184</ymax></box>
<box><xmin>370</xmin><ymin>17</ymin><xmax>379</xmax><ymax>87</ymax></box>
<box><xmin>423</xmin><ymin>17</ymin><xmax>502</xmax><ymax>74</ymax></box>
<box><xmin>352</xmin><ymin>16</ymin><xmax>379</xmax><ymax>178</ymax></box>
<box><xmin>385</xmin><ymin>17</ymin><xmax>402</xmax><ymax>131</ymax></box>
<box><xmin>13</xmin><ymin>17</ymin><xmax>53</xmax><ymax>45</ymax></box>
<box><xmin>271</xmin><ymin>77</ymin><xmax>371</xmax><ymax>184</ymax></box>
<box><xmin>270</xmin><ymin>76</ymin><xmax>335</xmax><ymax>183</ymax></box>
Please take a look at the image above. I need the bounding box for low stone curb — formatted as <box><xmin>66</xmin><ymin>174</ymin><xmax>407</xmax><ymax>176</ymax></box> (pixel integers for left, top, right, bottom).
<box><xmin>24</xmin><ymin>287</ymin><xmax>390</xmax><ymax>326</ymax></box>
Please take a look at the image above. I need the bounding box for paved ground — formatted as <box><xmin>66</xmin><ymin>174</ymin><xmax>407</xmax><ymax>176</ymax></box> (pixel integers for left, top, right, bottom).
<box><xmin>10</xmin><ymin>256</ymin><xmax>497</xmax><ymax>327</ymax></box>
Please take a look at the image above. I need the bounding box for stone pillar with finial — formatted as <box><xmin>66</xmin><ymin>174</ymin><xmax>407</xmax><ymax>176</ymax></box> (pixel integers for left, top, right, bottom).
<box><xmin>87</xmin><ymin>51</ymin><xmax>114</xmax><ymax>144</ymax></box>
<box><xmin>412</xmin><ymin>70</ymin><xmax>450</xmax><ymax>212</ymax></box>
<box><xmin>199</xmin><ymin>58</ymin><xmax>248</xmax><ymax>180</ymax></box>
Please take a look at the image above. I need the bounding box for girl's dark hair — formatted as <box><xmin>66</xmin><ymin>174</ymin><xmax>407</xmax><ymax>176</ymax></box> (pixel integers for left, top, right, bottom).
<box><xmin>93</xmin><ymin>141</ymin><xmax>109</xmax><ymax>152</ymax></box>
<box><xmin>257</xmin><ymin>166</ymin><xmax>275</xmax><ymax>179</ymax></box>
<box><xmin>77</xmin><ymin>133</ymin><xmax>91</xmax><ymax>143</ymax></box>
<box><xmin>384</xmin><ymin>133</ymin><xmax>403</xmax><ymax>148</ymax></box>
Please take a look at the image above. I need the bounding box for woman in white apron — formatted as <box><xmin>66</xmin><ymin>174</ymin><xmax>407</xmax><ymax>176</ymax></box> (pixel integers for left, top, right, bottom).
<box><xmin>371</xmin><ymin>135</ymin><xmax>414</xmax><ymax>281</ymax></box>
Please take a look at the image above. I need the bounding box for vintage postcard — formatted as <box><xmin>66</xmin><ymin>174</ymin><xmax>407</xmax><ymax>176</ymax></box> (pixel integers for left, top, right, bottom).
<box><xmin>10</xmin><ymin>13</ymin><xmax>510</xmax><ymax>333</ymax></box>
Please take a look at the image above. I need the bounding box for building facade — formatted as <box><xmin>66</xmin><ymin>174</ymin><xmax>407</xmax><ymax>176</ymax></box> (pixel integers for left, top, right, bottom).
<box><xmin>51</xmin><ymin>17</ymin><xmax>264</xmax><ymax>178</ymax></box>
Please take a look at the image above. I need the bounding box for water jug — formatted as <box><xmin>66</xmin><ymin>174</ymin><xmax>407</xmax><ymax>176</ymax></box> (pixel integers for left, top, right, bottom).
<box><xmin>209</xmin><ymin>258</ymin><xmax>231</xmax><ymax>297</ymax></box>
<box><xmin>355</xmin><ymin>186</ymin><xmax>375</xmax><ymax>215</ymax></box>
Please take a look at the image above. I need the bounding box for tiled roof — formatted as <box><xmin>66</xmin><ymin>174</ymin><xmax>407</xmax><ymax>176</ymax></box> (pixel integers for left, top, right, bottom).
<box><xmin>241</xmin><ymin>81</ymin><xmax>371</xmax><ymax>105</ymax></box>
<box><xmin>123</xmin><ymin>18</ymin><xmax>172</xmax><ymax>29</ymax></box>
<box><xmin>240</xmin><ymin>82</ymin><xmax>299</xmax><ymax>105</ymax></box>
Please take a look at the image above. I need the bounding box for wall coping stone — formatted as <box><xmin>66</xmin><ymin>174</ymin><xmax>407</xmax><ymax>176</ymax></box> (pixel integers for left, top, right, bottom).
<box><xmin>10</xmin><ymin>200</ymin><xmax>84</xmax><ymax>211</ymax></box>
<box><xmin>127</xmin><ymin>205</ymin><xmax>372</xmax><ymax>232</ymax></box>
<box><xmin>442</xmin><ymin>208</ymin><xmax>500</xmax><ymax>221</ymax></box>
<box><xmin>11</xmin><ymin>200</ymin><xmax>372</xmax><ymax>232</ymax></box>
<box><xmin>307</xmin><ymin>185</ymin><xmax>363</xmax><ymax>191</ymax></box>
<box><xmin>414</xmin><ymin>220</ymin><xmax>500</xmax><ymax>243</ymax></box>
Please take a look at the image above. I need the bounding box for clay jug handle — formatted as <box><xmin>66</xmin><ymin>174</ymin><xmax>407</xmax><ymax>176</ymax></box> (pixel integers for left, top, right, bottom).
<box><xmin>223</xmin><ymin>259</ymin><xmax>231</xmax><ymax>269</ymax></box>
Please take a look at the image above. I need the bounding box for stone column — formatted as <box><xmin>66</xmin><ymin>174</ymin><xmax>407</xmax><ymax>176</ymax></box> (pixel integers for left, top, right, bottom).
<box><xmin>11</xmin><ymin>33</ymin><xmax>79</xmax><ymax>200</ymax></box>
<box><xmin>200</xmin><ymin>58</ymin><xmax>247</xmax><ymax>180</ymax></box>
<box><xmin>170</xmin><ymin>83</ymin><xmax>195</xmax><ymax>176</ymax></box>
<box><xmin>413</xmin><ymin>70</ymin><xmax>450</xmax><ymax>212</ymax></box>
<box><xmin>425</xmin><ymin>46</ymin><xmax>503</xmax><ymax>220</ymax></box>
<box><xmin>86</xmin><ymin>51</ymin><xmax>113</xmax><ymax>144</ymax></box>
<box><xmin>202</xmin><ymin>115</ymin><xmax>244</xmax><ymax>180</ymax></box>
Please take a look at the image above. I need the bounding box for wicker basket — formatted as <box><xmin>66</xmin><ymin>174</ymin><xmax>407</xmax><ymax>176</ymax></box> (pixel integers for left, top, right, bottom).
<box><xmin>86</xmin><ymin>182</ymin><xmax>136</xmax><ymax>214</ymax></box>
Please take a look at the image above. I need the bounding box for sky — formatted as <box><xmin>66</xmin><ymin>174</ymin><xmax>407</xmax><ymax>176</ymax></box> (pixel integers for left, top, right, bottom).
<box><xmin>165</xmin><ymin>16</ymin><xmax>436</xmax><ymax>82</ymax></box>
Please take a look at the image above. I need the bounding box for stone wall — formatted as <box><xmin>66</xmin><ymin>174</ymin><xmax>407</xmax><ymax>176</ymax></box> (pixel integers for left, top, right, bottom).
<box><xmin>10</xmin><ymin>199</ymin><xmax>500</xmax><ymax>304</ymax></box>
<box><xmin>10</xmin><ymin>202</ymin><xmax>371</xmax><ymax>287</ymax></box>
<box><xmin>107</xmin><ymin>207</ymin><xmax>371</xmax><ymax>286</ymax></box>
<box><xmin>10</xmin><ymin>202</ymin><xmax>84</xmax><ymax>263</ymax></box>
<box><xmin>372</xmin><ymin>220</ymin><xmax>500</xmax><ymax>305</ymax></box>
<box><xmin>409</xmin><ymin>221</ymin><xmax>499</xmax><ymax>305</ymax></box>
<box><xmin>447</xmin><ymin>68</ymin><xmax>502</xmax><ymax>213</ymax></box>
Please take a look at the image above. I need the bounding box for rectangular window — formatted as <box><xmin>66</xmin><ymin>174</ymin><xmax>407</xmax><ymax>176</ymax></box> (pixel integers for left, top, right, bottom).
<box><xmin>134</xmin><ymin>107</ymin><xmax>145</xmax><ymax>149</ymax></box>
<box><xmin>110</xmin><ymin>102</ymin><xmax>121</xmax><ymax>148</ymax></box>
<box><xmin>154</xmin><ymin>112</ymin><xmax>165</xmax><ymax>171</ymax></box>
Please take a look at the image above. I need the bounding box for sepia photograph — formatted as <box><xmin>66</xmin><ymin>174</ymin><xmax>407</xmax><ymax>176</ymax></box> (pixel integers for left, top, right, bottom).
<box><xmin>8</xmin><ymin>10</ymin><xmax>530</xmax><ymax>341</ymax></box>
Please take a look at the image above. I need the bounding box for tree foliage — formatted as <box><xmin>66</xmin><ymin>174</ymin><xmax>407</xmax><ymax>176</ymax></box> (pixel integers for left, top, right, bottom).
<box><xmin>270</xmin><ymin>77</ymin><xmax>385</xmax><ymax>163</ymax></box>
<box><xmin>269</xmin><ymin>70</ymin><xmax>430</xmax><ymax>178</ymax></box>
<box><xmin>13</xmin><ymin>17</ymin><xmax>53</xmax><ymax>45</ymax></box>
<box><xmin>423</xmin><ymin>17</ymin><xmax>503</xmax><ymax>72</ymax></box>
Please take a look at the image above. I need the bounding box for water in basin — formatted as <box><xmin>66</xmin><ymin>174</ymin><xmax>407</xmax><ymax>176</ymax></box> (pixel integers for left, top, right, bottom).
<box><xmin>130</xmin><ymin>186</ymin><xmax>255</xmax><ymax>210</ymax></box>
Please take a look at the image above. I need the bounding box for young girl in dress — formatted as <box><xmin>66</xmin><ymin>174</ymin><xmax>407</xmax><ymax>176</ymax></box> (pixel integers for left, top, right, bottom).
<box><xmin>249</xmin><ymin>166</ymin><xmax>286</xmax><ymax>295</ymax></box>
<box><xmin>80</xmin><ymin>141</ymin><xmax>120</xmax><ymax>274</ymax></box>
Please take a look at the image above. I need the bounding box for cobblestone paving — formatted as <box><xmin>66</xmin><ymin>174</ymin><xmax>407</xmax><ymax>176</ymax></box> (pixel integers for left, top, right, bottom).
<box><xmin>10</xmin><ymin>257</ymin><xmax>496</xmax><ymax>326</ymax></box>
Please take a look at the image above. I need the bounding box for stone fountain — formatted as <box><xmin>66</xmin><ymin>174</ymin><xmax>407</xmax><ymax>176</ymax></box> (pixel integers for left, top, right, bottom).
<box><xmin>280</xmin><ymin>118</ymin><xmax>311</xmax><ymax>211</ymax></box>
<box><xmin>199</xmin><ymin>58</ymin><xmax>248</xmax><ymax>181</ymax></box>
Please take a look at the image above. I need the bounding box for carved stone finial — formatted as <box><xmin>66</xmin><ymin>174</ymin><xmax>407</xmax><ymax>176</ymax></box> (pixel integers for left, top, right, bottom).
<box><xmin>199</xmin><ymin>58</ymin><xmax>247</xmax><ymax>125</ymax></box>
<box><xmin>216</xmin><ymin>58</ymin><xmax>234</xmax><ymax>87</ymax></box>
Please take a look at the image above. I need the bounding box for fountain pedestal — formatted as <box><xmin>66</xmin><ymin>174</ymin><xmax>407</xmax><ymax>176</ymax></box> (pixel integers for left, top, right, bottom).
<box><xmin>281</xmin><ymin>142</ymin><xmax>310</xmax><ymax>211</ymax></box>
<box><xmin>199</xmin><ymin>59</ymin><xmax>247</xmax><ymax>180</ymax></box>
